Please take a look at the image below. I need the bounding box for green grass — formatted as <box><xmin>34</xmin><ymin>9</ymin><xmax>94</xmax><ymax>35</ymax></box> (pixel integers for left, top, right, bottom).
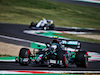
<box><xmin>56</xmin><ymin>33</ymin><xmax>100</xmax><ymax>43</ymax></box>
<box><xmin>0</xmin><ymin>0</ymin><xmax>100</xmax><ymax>29</ymax></box>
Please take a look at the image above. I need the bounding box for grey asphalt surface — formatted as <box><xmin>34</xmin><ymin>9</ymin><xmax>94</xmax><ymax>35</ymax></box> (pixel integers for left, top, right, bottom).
<box><xmin>49</xmin><ymin>0</ymin><xmax>100</xmax><ymax>7</ymax></box>
<box><xmin>0</xmin><ymin>62</ymin><xmax>100</xmax><ymax>71</ymax></box>
<box><xmin>0</xmin><ymin>23</ymin><xmax>100</xmax><ymax>71</ymax></box>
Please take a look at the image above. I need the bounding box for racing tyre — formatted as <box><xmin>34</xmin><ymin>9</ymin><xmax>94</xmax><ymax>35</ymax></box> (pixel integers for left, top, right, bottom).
<box><xmin>29</xmin><ymin>22</ymin><xmax>36</xmax><ymax>28</ymax></box>
<box><xmin>62</xmin><ymin>52</ymin><xmax>69</xmax><ymax>67</ymax></box>
<box><xmin>75</xmin><ymin>51</ymin><xmax>88</xmax><ymax>68</ymax></box>
<box><xmin>49</xmin><ymin>24</ymin><xmax>55</xmax><ymax>30</ymax></box>
<box><xmin>19</xmin><ymin>48</ymin><xmax>31</xmax><ymax>66</ymax></box>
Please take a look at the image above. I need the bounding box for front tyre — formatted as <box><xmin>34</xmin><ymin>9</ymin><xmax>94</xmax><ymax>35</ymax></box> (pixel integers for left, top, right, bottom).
<box><xmin>19</xmin><ymin>48</ymin><xmax>31</xmax><ymax>66</ymax></box>
<box><xmin>75</xmin><ymin>51</ymin><xmax>88</xmax><ymax>68</ymax></box>
<box><xmin>29</xmin><ymin>22</ymin><xmax>36</xmax><ymax>28</ymax></box>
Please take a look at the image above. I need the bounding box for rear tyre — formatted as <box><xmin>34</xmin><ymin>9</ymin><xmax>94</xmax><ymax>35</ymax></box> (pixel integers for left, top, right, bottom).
<box><xmin>75</xmin><ymin>51</ymin><xmax>88</xmax><ymax>68</ymax></box>
<box><xmin>19</xmin><ymin>48</ymin><xmax>31</xmax><ymax>66</ymax></box>
<box><xmin>49</xmin><ymin>24</ymin><xmax>55</xmax><ymax>30</ymax></box>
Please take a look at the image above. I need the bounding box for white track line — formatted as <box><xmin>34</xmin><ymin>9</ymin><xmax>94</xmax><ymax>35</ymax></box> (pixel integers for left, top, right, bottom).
<box><xmin>0</xmin><ymin>70</ymin><xmax>100</xmax><ymax>74</ymax></box>
<box><xmin>0</xmin><ymin>35</ymin><xmax>32</xmax><ymax>43</ymax></box>
<box><xmin>0</xmin><ymin>35</ymin><xmax>45</xmax><ymax>46</ymax></box>
<box><xmin>39</xmin><ymin>70</ymin><xmax>100</xmax><ymax>73</ymax></box>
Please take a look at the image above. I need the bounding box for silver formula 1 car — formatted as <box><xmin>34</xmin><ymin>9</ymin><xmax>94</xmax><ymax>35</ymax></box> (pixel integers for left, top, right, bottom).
<box><xmin>29</xmin><ymin>18</ymin><xmax>55</xmax><ymax>30</ymax></box>
<box><xmin>18</xmin><ymin>39</ymin><xmax>88</xmax><ymax>68</ymax></box>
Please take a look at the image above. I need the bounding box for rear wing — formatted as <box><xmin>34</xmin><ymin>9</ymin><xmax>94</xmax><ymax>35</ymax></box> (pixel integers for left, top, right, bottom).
<box><xmin>61</xmin><ymin>40</ymin><xmax>81</xmax><ymax>50</ymax></box>
<box><xmin>61</xmin><ymin>40</ymin><xmax>79</xmax><ymax>45</ymax></box>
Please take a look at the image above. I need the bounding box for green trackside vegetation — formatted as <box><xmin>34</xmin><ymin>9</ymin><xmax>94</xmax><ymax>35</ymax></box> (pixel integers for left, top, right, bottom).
<box><xmin>0</xmin><ymin>0</ymin><xmax>100</xmax><ymax>29</ymax></box>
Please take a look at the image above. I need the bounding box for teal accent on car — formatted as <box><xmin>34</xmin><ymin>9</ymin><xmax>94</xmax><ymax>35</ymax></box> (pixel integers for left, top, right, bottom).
<box><xmin>67</xmin><ymin>41</ymin><xmax>78</xmax><ymax>45</ymax></box>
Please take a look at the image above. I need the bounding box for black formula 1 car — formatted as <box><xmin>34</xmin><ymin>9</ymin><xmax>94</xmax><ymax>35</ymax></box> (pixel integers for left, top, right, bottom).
<box><xmin>18</xmin><ymin>40</ymin><xmax>88</xmax><ymax>68</ymax></box>
<box><xmin>29</xmin><ymin>19</ymin><xmax>55</xmax><ymax>30</ymax></box>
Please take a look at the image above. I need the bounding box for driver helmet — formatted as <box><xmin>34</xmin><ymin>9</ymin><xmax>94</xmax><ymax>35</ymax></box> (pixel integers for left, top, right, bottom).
<box><xmin>42</xmin><ymin>18</ymin><xmax>45</xmax><ymax>20</ymax></box>
<box><xmin>52</xmin><ymin>36</ymin><xmax>59</xmax><ymax>44</ymax></box>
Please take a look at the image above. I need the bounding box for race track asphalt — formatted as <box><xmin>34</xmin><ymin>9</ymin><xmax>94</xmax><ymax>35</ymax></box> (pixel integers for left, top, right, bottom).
<box><xmin>0</xmin><ymin>62</ymin><xmax>100</xmax><ymax>71</ymax></box>
<box><xmin>0</xmin><ymin>23</ymin><xmax>100</xmax><ymax>71</ymax></box>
